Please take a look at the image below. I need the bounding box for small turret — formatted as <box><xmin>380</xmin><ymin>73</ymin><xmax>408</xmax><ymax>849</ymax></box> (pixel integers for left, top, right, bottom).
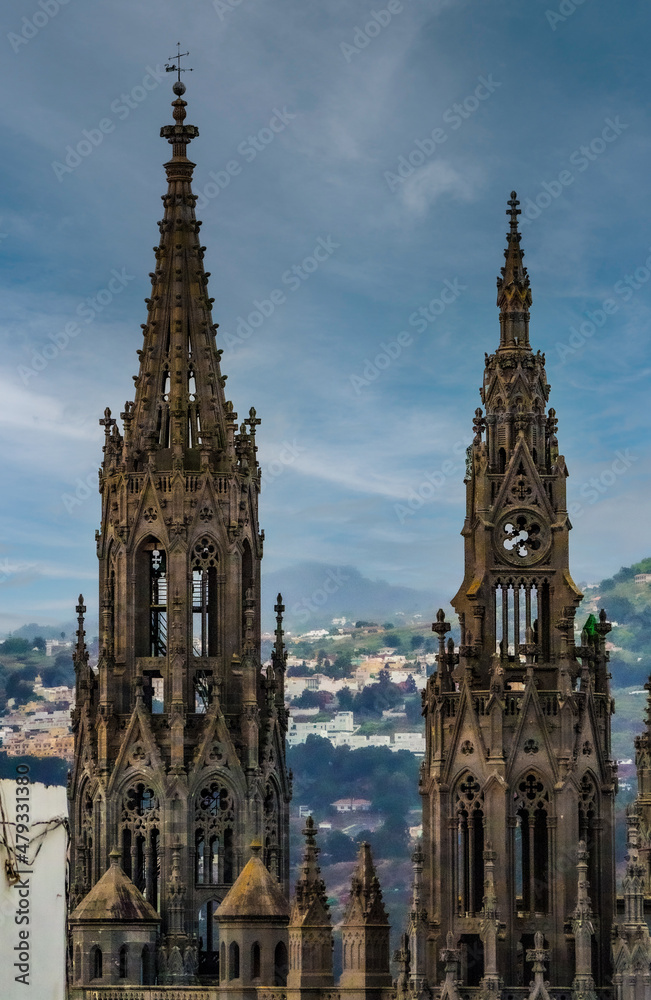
<box><xmin>288</xmin><ymin>817</ymin><xmax>333</xmax><ymax>991</ymax></box>
<box><xmin>216</xmin><ymin>840</ymin><xmax>289</xmax><ymax>993</ymax></box>
<box><xmin>339</xmin><ymin>842</ymin><xmax>392</xmax><ymax>995</ymax></box>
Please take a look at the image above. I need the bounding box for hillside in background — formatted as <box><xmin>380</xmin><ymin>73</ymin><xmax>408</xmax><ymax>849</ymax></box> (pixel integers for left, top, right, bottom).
<box><xmin>261</xmin><ymin>561</ymin><xmax>440</xmax><ymax>633</ymax></box>
<box><xmin>582</xmin><ymin>556</ymin><xmax>651</xmax><ymax>689</ymax></box>
<box><xmin>3</xmin><ymin>556</ymin><xmax>651</xmax><ymax>918</ymax></box>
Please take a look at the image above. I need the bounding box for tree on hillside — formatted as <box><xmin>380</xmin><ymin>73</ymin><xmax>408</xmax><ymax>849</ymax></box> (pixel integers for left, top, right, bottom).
<box><xmin>292</xmin><ymin>689</ymin><xmax>322</xmax><ymax>709</ymax></box>
<box><xmin>613</xmin><ymin>566</ymin><xmax>636</xmax><ymax>585</ymax></box>
<box><xmin>374</xmin><ymin>814</ymin><xmax>410</xmax><ymax>858</ymax></box>
<box><xmin>604</xmin><ymin>595</ymin><xmax>634</xmax><ymax>622</ymax></box>
<box><xmin>337</xmin><ymin>687</ymin><xmax>355</xmax><ymax>711</ymax></box>
<box><xmin>319</xmin><ymin>653</ymin><xmax>353</xmax><ymax>680</ymax></box>
<box><xmin>6</xmin><ymin>672</ymin><xmax>38</xmax><ymax>707</ymax></box>
<box><xmin>321</xmin><ymin>829</ymin><xmax>357</xmax><ymax>863</ymax></box>
<box><xmin>41</xmin><ymin>654</ymin><xmax>75</xmax><ymax>687</ymax></box>
<box><xmin>384</xmin><ymin>633</ymin><xmax>402</xmax><ymax>649</ymax></box>
<box><xmin>1</xmin><ymin>637</ymin><xmax>31</xmax><ymax>655</ymax></box>
<box><xmin>32</xmin><ymin>636</ymin><xmax>46</xmax><ymax>653</ymax></box>
<box><xmin>404</xmin><ymin>695</ymin><xmax>422</xmax><ymax>725</ymax></box>
<box><xmin>410</xmin><ymin>635</ymin><xmax>425</xmax><ymax>650</ymax></box>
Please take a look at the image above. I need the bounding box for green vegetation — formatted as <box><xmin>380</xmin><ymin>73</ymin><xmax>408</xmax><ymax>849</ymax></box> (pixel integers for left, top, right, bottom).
<box><xmin>0</xmin><ymin>641</ymin><xmax>75</xmax><ymax>714</ymax></box>
<box><xmin>288</xmin><ymin>737</ymin><xmax>420</xmax><ymax>863</ymax></box>
<box><xmin>0</xmin><ymin>752</ymin><xmax>69</xmax><ymax>786</ymax></box>
<box><xmin>584</xmin><ymin>557</ymin><xmax>651</xmax><ymax>688</ymax></box>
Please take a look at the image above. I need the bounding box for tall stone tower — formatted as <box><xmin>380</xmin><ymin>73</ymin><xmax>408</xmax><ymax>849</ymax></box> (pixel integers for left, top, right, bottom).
<box><xmin>420</xmin><ymin>193</ymin><xmax>616</xmax><ymax>992</ymax></box>
<box><xmin>67</xmin><ymin>77</ymin><xmax>290</xmax><ymax>987</ymax></box>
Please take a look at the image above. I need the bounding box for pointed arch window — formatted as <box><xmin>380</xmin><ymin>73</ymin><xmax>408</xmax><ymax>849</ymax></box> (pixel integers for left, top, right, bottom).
<box><xmin>146</xmin><ymin>545</ymin><xmax>167</xmax><ymax>657</ymax></box>
<box><xmin>119</xmin><ymin>945</ymin><xmax>128</xmax><ymax>979</ymax></box>
<box><xmin>91</xmin><ymin>945</ymin><xmax>102</xmax><ymax>980</ymax></box>
<box><xmin>191</xmin><ymin>537</ymin><xmax>219</xmax><ymax>659</ymax></box>
<box><xmin>241</xmin><ymin>540</ymin><xmax>254</xmax><ymax>645</ymax></box>
<box><xmin>141</xmin><ymin>946</ymin><xmax>154</xmax><ymax>986</ymax></box>
<box><xmin>274</xmin><ymin>941</ymin><xmax>288</xmax><ymax>986</ymax></box>
<box><xmin>494</xmin><ymin>579</ymin><xmax>539</xmax><ymax>661</ymax></box>
<box><xmin>121</xmin><ymin>783</ymin><xmax>160</xmax><ymax>908</ymax></box>
<box><xmin>80</xmin><ymin>789</ymin><xmax>94</xmax><ymax>889</ymax></box>
<box><xmin>264</xmin><ymin>782</ymin><xmax>281</xmax><ymax>879</ymax></box>
<box><xmin>156</xmin><ymin>369</ymin><xmax>171</xmax><ymax>447</ymax></box>
<box><xmin>197</xmin><ymin>900</ymin><xmax>220</xmax><ymax>976</ymax></box>
<box><xmin>251</xmin><ymin>942</ymin><xmax>261</xmax><ymax>980</ymax></box>
<box><xmin>229</xmin><ymin>942</ymin><xmax>240</xmax><ymax>980</ymax></box>
<box><xmin>454</xmin><ymin>774</ymin><xmax>484</xmax><ymax>917</ymax></box>
<box><xmin>194</xmin><ymin>781</ymin><xmax>235</xmax><ymax>885</ymax></box>
<box><xmin>579</xmin><ymin>774</ymin><xmax>599</xmax><ymax>907</ymax></box>
<box><xmin>513</xmin><ymin>773</ymin><xmax>550</xmax><ymax>913</ymax></box>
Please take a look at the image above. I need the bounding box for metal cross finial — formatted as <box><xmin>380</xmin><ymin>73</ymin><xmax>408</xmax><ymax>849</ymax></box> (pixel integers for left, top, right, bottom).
<box><xmin>507</xmin><ymin>190</ymin><xmax>521</xmax><ymax>231</ymax></box>
<box><xmin>166</xmin><ymin>42</ymin><xmax>193</xmax><ymax>84</ymax></box>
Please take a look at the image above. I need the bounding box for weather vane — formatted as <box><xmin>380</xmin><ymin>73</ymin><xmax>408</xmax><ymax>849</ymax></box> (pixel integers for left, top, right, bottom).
<box><xmin>166</xmin><ymin>42</ymin><xmax>193</xmax><ymax>85</ymax></box>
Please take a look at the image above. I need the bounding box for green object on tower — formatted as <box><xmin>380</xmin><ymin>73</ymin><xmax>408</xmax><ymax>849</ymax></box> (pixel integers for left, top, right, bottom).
<box><xmin>583</xmin><ymin>613</ymin><xmax>598</xmax><ymax>638</ymax></box>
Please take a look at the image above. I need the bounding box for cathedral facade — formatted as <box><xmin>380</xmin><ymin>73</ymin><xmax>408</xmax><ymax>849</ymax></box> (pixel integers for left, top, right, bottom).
<box><xmin>66</xmin><ymin>80</ymin><xmax>651</xmax><ymax>1000</ymax></box>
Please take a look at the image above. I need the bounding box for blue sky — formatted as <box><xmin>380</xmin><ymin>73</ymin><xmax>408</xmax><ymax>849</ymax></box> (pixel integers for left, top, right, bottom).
<box><xmin>0</xmin><ymin>0</ymin><xmax>650</xmax><ymax>632</ymax></box>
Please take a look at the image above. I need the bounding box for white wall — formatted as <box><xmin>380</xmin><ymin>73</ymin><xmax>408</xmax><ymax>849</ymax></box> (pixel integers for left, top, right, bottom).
<box><xmin>0</xmin><ymin>779</ymin><xmax>67</xmax><ymax>1000</ymax></box>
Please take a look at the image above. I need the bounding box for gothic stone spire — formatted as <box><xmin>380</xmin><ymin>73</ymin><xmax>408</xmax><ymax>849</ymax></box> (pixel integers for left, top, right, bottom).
<box><xmin>105</xmin><ymin>82</ymin><xmax>252</xmax><ymax>477</ymax></box>
<box><xmin>420</xmin><ymin>192</ymin><xmax>616</xmax><ymax>997</ymax></box>
<box><xmin>496</xmin><ymin>191</ymin><xmax>532</xmax><ymax>351</ymax></box>
<box><xmin>68</xmin><ymin>73</ymin><xmax>290</xmax><ymax>989</ymax></box>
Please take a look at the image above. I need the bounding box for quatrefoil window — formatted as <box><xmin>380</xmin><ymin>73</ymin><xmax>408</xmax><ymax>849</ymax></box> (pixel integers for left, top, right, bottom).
<box><xmin>192</xmin><ymin>537</ymin><xmax>218</xmax><ymax>568</ymax></box>
<box><xmin>503</xmin><ymin>515</ymin><xmax>541</xmax><ymax>558</ymax></box>
<box><xmin>458</xmin><ymin>775</ymin><xmax>481</xmax><ymax>802</ymax></box>
<box><xmin>125</xmin><ymin>783</ymin><xmax>158</xmax><ymax>814</ymax></box>
<box><xmin>497</xmin><ymin>509</ymin><xmax>549</xmax><ymax>566</ymax></box>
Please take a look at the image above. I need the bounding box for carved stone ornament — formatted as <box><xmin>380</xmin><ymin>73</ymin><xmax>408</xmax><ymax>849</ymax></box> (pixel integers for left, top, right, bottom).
<box><xmin>495</xmin><ymin>508</ymin><xmax>550</xmax><ymax>566</ymax></box>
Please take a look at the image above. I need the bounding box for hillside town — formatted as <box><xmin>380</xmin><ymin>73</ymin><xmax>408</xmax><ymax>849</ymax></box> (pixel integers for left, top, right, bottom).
<box><xmin>0</xmin><ymin>619</ymin><xmax>431</xmax><ymax>764</ymax></box>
